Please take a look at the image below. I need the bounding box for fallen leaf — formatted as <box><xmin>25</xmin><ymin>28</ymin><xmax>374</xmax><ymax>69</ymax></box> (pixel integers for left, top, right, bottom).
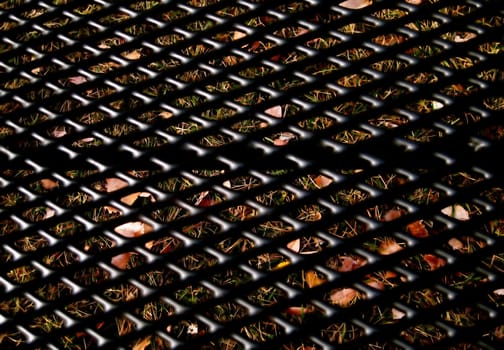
<box><xmin>329</xmin><ymin>288</ymin><xmax>360</xmax><ymax>307</ymax></box>
<box><xmin>111</xmin><ymin>252</ymin><xmax>132</xmax><ymax>270</ymax></box>
<box><xmin>337</xmin><ymin>255</ymin><xmax>367</xmax><ymax>272</ymax></box>
<box><xmin>40</xmin><ymin>178</ymin><xmax>59</xmax><ymax>190</ymax></box>
<box><xmin>285</xmin><ymin>305</ymin><xmax>315</xmax><ymax>316</ymax></box>
<box><xmin>77</xmin><ymin>137</ymin><xmax>95</xmax><ymax>143</ymax></box>
<box><xmin>441</xmin><ymin>205</ymin><xmax>470</xmax><ymax>221</ymax></box>
<box><xmin>392</xmin><ymin>307</ymin><xmax>406</xmax><ymax>320</ymax></box>
<box><xmin>407</xmin><ymin>220</ymin><xmax>429</xmax><ymax>238</ymax></box>
<box><xmin>365</xmin><ymin>277</ymin><xmax>384</xmax><ymax>290</ymax></box>
<box><xmin>114</xmin><ymin>221</ymin><xmax>152</xmax><ymax>238</ymax></box>
<box><xmin>273</xmin><ymin>132</ymin><xmax>297</xmax><ymax>146</ymax></box>
<box><xmin>339</xmin><ymin>0</ymin><xmax>372</xmax><ymax>9</ymax></box>
<box><xmin>448</xmin><ymin>238</ymin><xmax>464</xmax><ymax>251</ymax></box>
<box><xmin>422</xmin><ymin>254</ymin><xmax>446</xmax><ymax>270</ymax></box>
<box><xmin>122</xmin><ymin>50</ymin><xmax>142</xmax><ymax>60</ymax></box>
<box><xmin>265</xmin><ymin>105</ymin><xmax>283</xmax><ymax>118</ymax></box>
<box><xmin>232</xmin><ymin>31</ymin><xmax>246</xmax><ymax>40</ymax></box>
<box><xmin>158</xmin><ymin>111</ymin><xmax>173</xmax><ymax>119</ymax></box>
<box><xmin>120</xmin><ymin>192</ymin><xmax>156</xmax><ymax>206</ymax></box>
<box><xmin>405</xmin><ymin>0</ymin><xmax>423</xmax><ymax>4</ymax></box>
<box><xmin>305</xmin><ymin>270</ymin><xmax>326</xmax><ymax>288</ymax></box>
<box><xmin>383</xmin><ymin>208</ymin><xmax>404</xmax><ymax>222</ymax></box>
<box><xmin>187</xmin><ymin>323</ymin><xmax>198</xmax><ymax>335</ymax></box>
<box><xmin>50</xmin><ymin>127</ymin><xmax>68</xmax><ymax>138</ymax></box>
<box><xmin>273</xmin><ymin>260</ymin><xmax>290</xmax><ymax>270</ymax></box>
<box><xmin>314</xmin><ymin>175</ymin><xmax>333</xmax><ymax>189</ymax></box>
<box><xmin>432</xmin><ymin>101</ymin><xmax>444</xmax><ymax>110</ymax></box>
<box><xmin>287</xmin><ymin>239</ymin><xmax>300</xmax><ymax>253</ymax></box>
<box><xmin>493</xmin><ymin>289</ymin><xmax>504</xmax><ymax>296</ymax></box>
<box><xmin>43</xmin><ymin>207</ymin><xmax>56</xmax><ymax>220</ymax></box>
<box><xmin>68</xmin><ymin>76</ymin><xmax>87</xmax><ymax>85</ymax></box>
<box><xmin>377</xmin><ymin>238</ymin><xmax>404</xmax><ymax>255</ymax></box>
<box><xmin>132</xmin><ymin>336</ymin><xmax>151</xmax><ymax>350</ymax></box>
<box><xmin>454</xmin><ymin>32</ymin><xmax>477</xmax><ymax>43</ymax></box>
<box><xmin>104</xmin><ymin>206</ymin><xmax>122</xmax><ymax>215</ymax></box>
<box><xmin>104</xmin><ymin>178</ymin><xmax>128</xmax><ymax>192</ymax></box>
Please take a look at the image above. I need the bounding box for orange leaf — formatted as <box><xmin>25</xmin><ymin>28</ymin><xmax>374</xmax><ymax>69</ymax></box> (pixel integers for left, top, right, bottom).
<box><xmin>407</xmin><ymin>220</ymin><xmax>429</xmax><ymax>238</ymax></box>
<box><xmin>104</xmin><ymin>177</ymin><xmax>128</xmax><ymax>192</ymax></box>
<box><xmin>111</xmin><ymin>252</ymin><xmax>132</xmax><ymax>270</ymax></box>
<box><xmin>122</xmin><ymin>50</ymin><xmax>142</xmax><ymax>60</ymax></box>
<box><xmin>287</xmin><ymin>239</ymin><xmax>300</xmax><ymax>253</ymax></box>
<box><xmin>159</xmin><ymin>111</ymin><xmax>173</xmax><ymax>119</ymax></box>
<box><xmin>120</xmin><ymin>192</ymin><xmax>155</xmax><ymax>206</ymax></box>
<box><xmin>448</xmin><ymin>238</ymin><xmax>464</xmax><ymax>251</ymax></box>
<box><xmin>305</xmin><ymin>270</ymin><xmax>326</xmax><ymax>288</ymax></box>
<box><xmin>285</xmin><ymin>305</ymin><xmax>315</xmax><ymax>316</ymax></box>
<box><xmin>422</xmin><ymin>254</ymin><xmax>446</xmax><ymax>271</ymax></box>
<box><xmin>383</xmin><ymin>208</ymin><xmax>404</xmax><ymax>222</ymax></box>
<box><xmin>329</xmin><ymin>288</ymin><xmax>360</xmax><ymax>307</ymax></box>
<box><xmin>132</xmin><ymin>336</ymin><xmax>151</xmax><ymax>350</ymax></box>
<box><xmin>377</xmin><ymin>238</ymin><xmax>403</xmax><ymax>255</ymax></box>
<box><xmin>314</xmin><ymin>175</ymin><xmax>333</xmax><ymax>189</ymax></box>
<box><xmin>40</xmin><ymin>178</ymin><xmax>59</xmax><ymax>190</ymax></box>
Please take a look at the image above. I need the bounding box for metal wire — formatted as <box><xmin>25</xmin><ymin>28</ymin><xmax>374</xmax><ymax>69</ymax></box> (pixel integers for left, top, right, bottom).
<box><xmin>0</xmin><ymin>0</ymin><xmax>503</xmax><ymax>349</ymax></box>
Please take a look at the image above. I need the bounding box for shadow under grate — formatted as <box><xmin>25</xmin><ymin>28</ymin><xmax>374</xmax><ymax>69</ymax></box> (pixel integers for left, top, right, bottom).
<box><xmin>0</xmin><ymin>0</ymin><xmax>503</xmax><ymax>349</ymax></box>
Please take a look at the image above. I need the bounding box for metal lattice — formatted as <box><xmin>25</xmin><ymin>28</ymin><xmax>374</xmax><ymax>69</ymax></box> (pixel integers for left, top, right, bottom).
<box><xmin>1</xmin><ymin>0</ymin><xmax>503</xmax><ymax>349</ymax></box>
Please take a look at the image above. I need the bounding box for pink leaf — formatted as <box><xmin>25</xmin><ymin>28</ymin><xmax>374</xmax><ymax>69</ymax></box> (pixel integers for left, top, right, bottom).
<box><xmin>329</xmin><ymin>288</ymin><xmax>361</xmax><ymax>307</ymax></box>
<box><xmin>339</xmin><ymin>0</ymin><xmax>372</xmax><ymax>9</ymax></box>
<box><xmin>68</xmin><ymin>76</ymin><xmax>87</xmax><ymax>85</ymax></box>
<box><xmin>265</xmin><ymin>105</ymin><xmax>283</xmax><ymax>118</ymax></box>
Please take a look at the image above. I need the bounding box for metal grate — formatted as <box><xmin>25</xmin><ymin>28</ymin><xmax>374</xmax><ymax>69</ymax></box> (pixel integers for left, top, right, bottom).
<box><xmin>1</xmin><ymin>0</ymin><xmax>503</xmax><ymax>349</ymax></box>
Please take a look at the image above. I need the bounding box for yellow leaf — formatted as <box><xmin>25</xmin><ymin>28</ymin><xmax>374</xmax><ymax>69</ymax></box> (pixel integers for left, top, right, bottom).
<box><xmin>273</xmin><ymin>260</ymin><xmax>290</xmax><ymax>270</ymax></box>
<box><xmin>305</xmin><ymin>270</ymin><xmax>326</xmax><ymax>288</ymax></box>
